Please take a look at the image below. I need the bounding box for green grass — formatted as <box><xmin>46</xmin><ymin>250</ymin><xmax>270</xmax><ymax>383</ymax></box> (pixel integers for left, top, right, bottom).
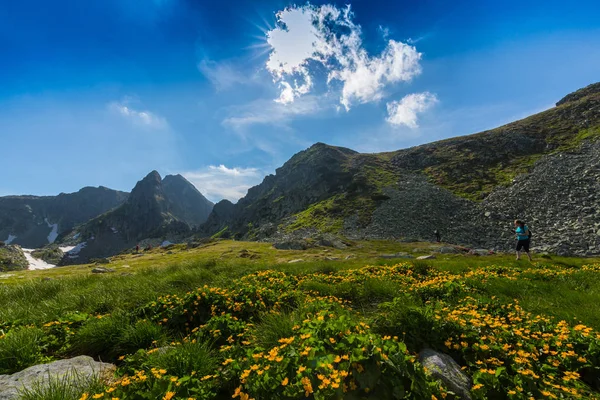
<box><xmin>285</xmin><ymin>195</ymin><xmax>345</xmax><ymax>233</ymax></box>
<box><xmin>0</xmin><ymin>326</ymin><xmax>47</xmax><ymax>374</ymax></box>
<box><xmin>18</xmin><ymin>369</ymin><xmax>107</xmax><ymax>400</ymax></box>
<box><xmin>1</xmin><ymin>240</ymin><xmax>600</xmax><ymax>399</ymax></box>
<box><xmin>143</xmin><ymin>340</ymin><xmax>218</xmax><ymax>378</ymax></box>
<box><xmin>253</xmin><ymin>311</ymin><xmax>302</xmax><ymax>349</ymax></box>
<box><xmin>422</xmin><ymin>121</ymin><xmax>600</xmax><ymax>201</ymax></box>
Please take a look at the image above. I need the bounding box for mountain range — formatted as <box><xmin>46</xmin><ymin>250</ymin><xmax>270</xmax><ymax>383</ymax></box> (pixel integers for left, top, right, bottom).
<box><xmin>200</xmin><ymin>82</ymin><xmax>600</xmax><ymax>256</ymax></box>
<box><xmin>1</xmin><ymin>82</ymin><xmax>599</xmax><ymax>270</ymax></box>
<box><xmin>0</xmin><ymin>187</ymin><xmax>128</xmax><ymax>248</ymax></box>
<box><xmin>58</xmin><ymin>172</ymin><xmax>213</xmax><ymax>264</ymax></box>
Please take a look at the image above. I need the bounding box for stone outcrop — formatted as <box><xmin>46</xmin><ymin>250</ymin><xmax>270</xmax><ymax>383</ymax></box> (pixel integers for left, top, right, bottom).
<box><xmin>0</xmin><ymin>356</ymin><xmax>115</xmax><ymax>400</ymax></box>
<box><xmin>0</xmin><ymin>245</ymin><xmax>28</xmax><ymax>272</ymax></box>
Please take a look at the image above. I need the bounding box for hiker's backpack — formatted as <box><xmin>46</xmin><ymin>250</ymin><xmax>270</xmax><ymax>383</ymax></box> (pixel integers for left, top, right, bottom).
<box><xmin>527</xmin><ymin>228</ymin><xmax>533</xmax><ymax>238</ymax></box>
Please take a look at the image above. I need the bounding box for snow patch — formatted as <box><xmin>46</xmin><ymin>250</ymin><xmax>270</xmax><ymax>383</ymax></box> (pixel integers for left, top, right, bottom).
<box><xmin>66</xmin><ymin>242</ymin><xmax>87</xmax><ymax>259</ymax></box>
<box><xmin>22</xmin><ymin>248</ymin><xmax>56</xmax><ymax>270</ymax></box>
<box><xmin>59</xmin><ymin>246</ymin><xmax>76</xmax><ymax>253</ymax></box>
<box><xmin>5</xmin><ymin>234</ymin><xmax>17</xmax><ymax>245</ymax></box>
<box><xmin>45</xmin><ymin>218</ymin><xmax>58</xmax><ymax>244</ymax></box>
<box><xmin>161</xmin><ymin>240</ymin><xmax>173</xmax><ymax>247</ymax></box>
<box><xmin>110</xmin><ymin>227</ymin><xmax>119</xmax><ymax>234</ymax></box>
<box><xmin>73</xmin><ymin>233</ymin><xmax>81</xmax><ymax>239</ymax></box>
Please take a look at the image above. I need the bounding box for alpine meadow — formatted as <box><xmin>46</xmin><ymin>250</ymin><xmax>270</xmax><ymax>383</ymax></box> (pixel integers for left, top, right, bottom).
<box><xmin>1</xmin><ymin>1</ymin><xmax>600</xmax><ymax>399</ymax></box>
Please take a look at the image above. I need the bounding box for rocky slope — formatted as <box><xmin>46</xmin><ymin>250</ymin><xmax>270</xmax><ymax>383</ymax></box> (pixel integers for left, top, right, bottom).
<box><xmin>0</xmin><ymin>243</ymin><xmax>28</xmax><ymax>272</ymax></box>
<box><xmin>61</xmin><ymin>171</ymin><xmax>213</xmax><ymax>264</ymax></box>
<box><xmin>0</xmin><ymin>187</ymin><xmax>128</xmax><ymax>248</ymax></box>
<box><xmin>199</xmin><ymin>82</ymin><xmax>600</xmax><ymax>256</ymax></box>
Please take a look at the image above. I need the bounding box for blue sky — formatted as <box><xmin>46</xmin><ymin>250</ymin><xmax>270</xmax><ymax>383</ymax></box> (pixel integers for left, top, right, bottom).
<box><xmin>1</xmin><ymin>0</ymin><xmax>599</xmax><ymax>202</ymax></box>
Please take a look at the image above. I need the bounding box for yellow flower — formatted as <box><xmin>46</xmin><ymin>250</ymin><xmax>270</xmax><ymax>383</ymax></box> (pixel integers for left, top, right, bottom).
<box><xmin>93</xmin><ymin>395</ymin><xmax>103</xmax><ymax>399</ymax></box>
<box><xmin>79</xmin><ymin>394</ymin><xmax>89</xmax><ymax>400</ymax></box>
<box><xmin>163</xmin><ymin>393</ymin><xmax>176</xmax><ymax>400</ymax></box>
<box><xmin>281</xmin><ymin>377</ymin><xmax>289</xmax><ymax>386</ymax></box>
<box><xmin>232</xmin><ymin>386</ymin><xmax>242</xmax><ymax>398</ymax></box>
<box><xmin>301</xmin><ymin>376</ymin><xmax>313</xmax><ymax>396</ymax></box>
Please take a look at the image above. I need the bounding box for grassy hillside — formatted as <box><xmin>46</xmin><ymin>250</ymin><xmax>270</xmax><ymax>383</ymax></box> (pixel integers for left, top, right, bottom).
<box><xmin>203</xmin><ymin>85</ymin><xmax>600</xmax><ymax>242</ymax></box>
<box><xmin>1</xmin><ymin>242</ymin><xmax>600</xmax><ymax>399</ymax></box>
<box><xmin>391</xmin><ymin>93</ymin><xmax>600</xmax><ymax>201</ymax></box>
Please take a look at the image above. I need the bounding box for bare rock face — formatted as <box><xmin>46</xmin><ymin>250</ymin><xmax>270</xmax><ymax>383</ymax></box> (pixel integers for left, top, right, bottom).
<box><xmin>0</xmin><ymin>356</ymin><xmax>115</xmax><ymax>400</ymax></box>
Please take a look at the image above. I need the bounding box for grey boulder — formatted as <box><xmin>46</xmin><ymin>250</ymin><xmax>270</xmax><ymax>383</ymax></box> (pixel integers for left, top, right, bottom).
<box><xmin>0</xmin><ymin>356</ymin><xmax>115</xmax><ymax>400</ymax></box>
<box><xmin>418</xmin><ymin>348</ymin><xmax>472</xmax><ymax>400</ymax></box>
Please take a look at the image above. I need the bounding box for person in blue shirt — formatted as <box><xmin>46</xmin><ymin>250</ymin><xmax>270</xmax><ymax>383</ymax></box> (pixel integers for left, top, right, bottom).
<box><xmin>514</xmin><ymin>219</ymin><xmax>532</xmax><ymax>261</ymax></box>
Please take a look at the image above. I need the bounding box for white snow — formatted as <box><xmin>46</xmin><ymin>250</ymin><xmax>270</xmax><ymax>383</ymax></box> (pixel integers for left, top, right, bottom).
<box><xmin>5</xmin><ymin>234</ymin><xmax>17</xmax><ymax>244</ymax></box>
<box><xmin>44</xmin><ymin>218</ymin><xmax>58</xmax><ymax>244</ymax></box>
<box><xmin>110</xmin><ymin>227</ymin><xmax>119</xmax><ymax>234</ymax></box>
<box><xmin>22</xmin><ymin>248</ymin><xmax>56</xmax><ymax>270</ymax></box>
<box><xmin>59</xmin><ymin>246</ymin><xmax>76</xmax><ymax>253</ymax></box>
<box><xmin>73</xmin><ymin>233</ymin><xmax>81</xmax><ymax>239</ymax></box>
<box><xmin>66</xmin><ymin>242</ymin><xmax>87</xmax><ymax>259</ymax></box>
<box><xmin>161</xmin><ymin>240</ymin><xmax>173</xmax><ymax>247</ymax></box>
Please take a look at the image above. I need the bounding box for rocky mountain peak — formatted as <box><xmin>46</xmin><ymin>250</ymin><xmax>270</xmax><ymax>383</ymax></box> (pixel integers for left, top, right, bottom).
<box><xmin>163</xmin><ymin>174</ymin><xmax>214</xmax><ymax>226</ymax></box>
<box><xmin>128</xmin><ymin>171</ymin><xmax>164</xmax><ymax>206</ymax></box>
<box><xmin>556</xmin><ymin>82</ymin><xmax>600</xmax><ymax>106</ymax></box>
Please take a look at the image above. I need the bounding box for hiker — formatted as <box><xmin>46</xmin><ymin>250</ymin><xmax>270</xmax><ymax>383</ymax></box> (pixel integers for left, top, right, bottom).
<box><xmin>513</xmin><ymin>219</ymin><xmax>532</xmax><ymax>261</ymax></box>
<box><xmin>434</xmin><ymin>230</ymin><xmax>441</xmax><ymax>242</ymax></box>
<box><xmin>135</xmin><ymin>244</ymin><xmax>140</xmax><ymax>253</ymax></box>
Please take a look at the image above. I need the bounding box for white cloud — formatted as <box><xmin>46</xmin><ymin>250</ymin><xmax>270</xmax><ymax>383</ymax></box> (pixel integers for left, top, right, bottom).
<box><xmin>265</xmin><ymin>4</ymin><xmax>423</xmax><ymax>110</ymax></box>
<box><xmin>386</xmin><ymin>92</ymin><xmax>438</xmax><ymax>128</ymax></box>
<box><xmin>378</xmin><ymin>25</ymin><xmax>390</xmax><ymax>39</ymax></box>
<box><xmin>198</xmin><ymin>60</ymin><xmax>250</xmax><ymax>91</ymax></box>
<box><xmin>182</xmin><ymin>165</ymin><xmax>264</xmax><ymax>203</ymax></box>
<box><xmin>109</xmin><ymin>102</ymin><xmax>168</xmax><ymax>129</ymax></box>
<box><xmin>223</xmin><ymin>95</ymin><xmax>322</xmax><ymax>129</ymax></box>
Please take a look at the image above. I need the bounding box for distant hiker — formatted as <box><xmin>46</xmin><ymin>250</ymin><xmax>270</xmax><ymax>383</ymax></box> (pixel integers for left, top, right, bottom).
<box><xmin>434</xmin><ymin>230</ymin><xmax>441</xmax><ymax>242</ymax></box>
<box><xmin>136</xmin><ymin>244</ymin><xmax>140</xmax><ymax>253</ymax></box>
<box><xmin>513</xmin><ymin>219</ymin><xmax>532</xmax><ymax>261</ymax></box>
